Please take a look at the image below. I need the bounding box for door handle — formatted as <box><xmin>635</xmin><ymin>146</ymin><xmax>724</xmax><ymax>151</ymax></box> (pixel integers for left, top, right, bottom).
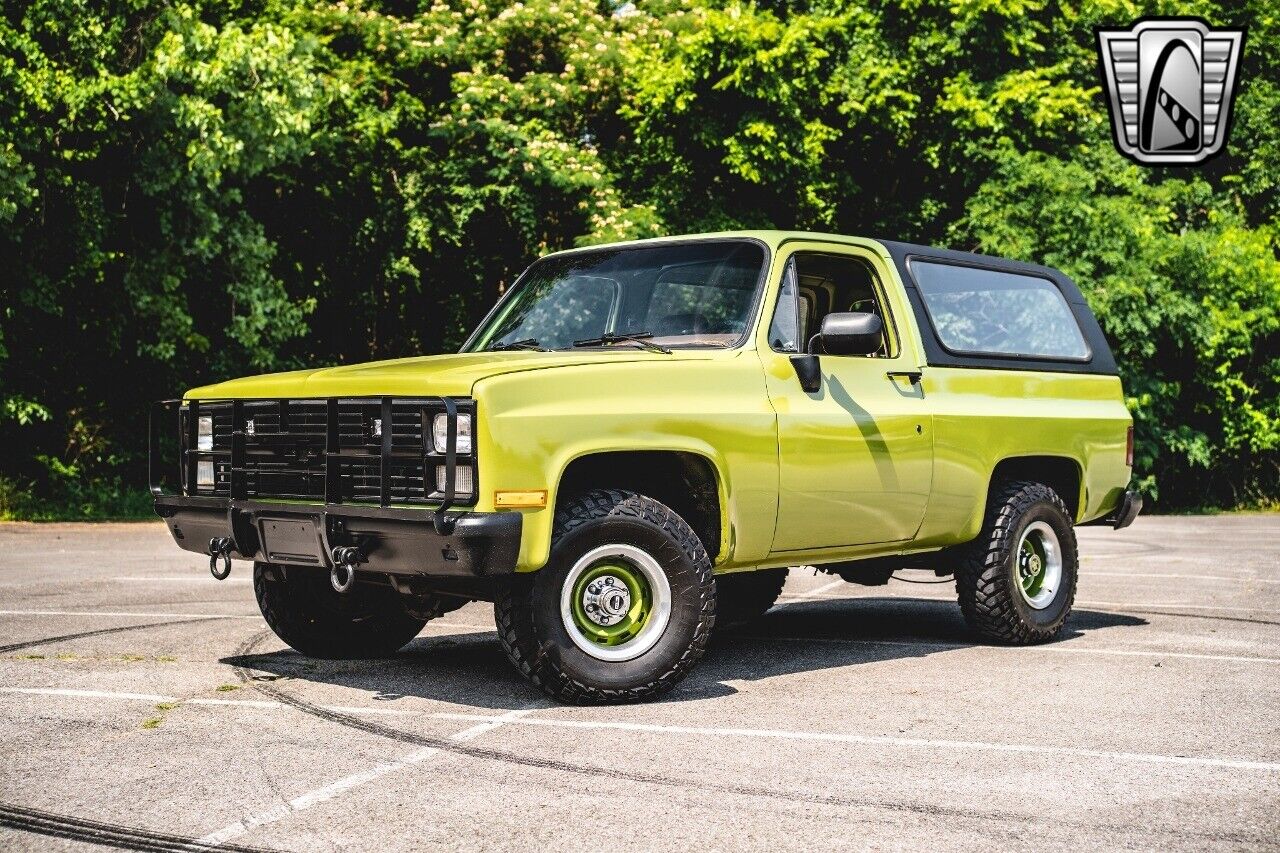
<box><xmin>886</xmin><ymin>370</ymin><xmax>923</xmax><ymax>385</ymax></box>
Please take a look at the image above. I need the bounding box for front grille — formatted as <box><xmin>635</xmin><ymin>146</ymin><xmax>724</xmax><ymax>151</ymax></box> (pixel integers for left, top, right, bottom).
<box><xmin>179</xmin><ymin>397</ymin><xmax>475</xmax><ymax>507</ymax></box>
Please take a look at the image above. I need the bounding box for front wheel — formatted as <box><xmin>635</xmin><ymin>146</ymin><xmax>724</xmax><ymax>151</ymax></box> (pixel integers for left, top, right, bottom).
<box><xmin>954</xmin><ymin>481</ymin><xmax>1078</xmax><ymax>644</ymax></box>
<box><xmin>494</xmin><ymin>489</ymin><xmax>716</xmax><ymax>704</ymax></box>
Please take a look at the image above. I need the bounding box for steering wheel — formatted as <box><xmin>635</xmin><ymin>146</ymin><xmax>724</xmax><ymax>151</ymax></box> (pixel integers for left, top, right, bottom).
<box><xmin>654</xmin><ymin>312</ymin><xmax>709</xmax><ymax>336</ymax></box>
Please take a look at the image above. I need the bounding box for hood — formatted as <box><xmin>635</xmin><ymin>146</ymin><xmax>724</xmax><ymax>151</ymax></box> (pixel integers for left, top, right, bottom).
<box><xmin>184</xmin><ymin>350</ymin><xmax>689</xmax><ymax>400</ymax></box>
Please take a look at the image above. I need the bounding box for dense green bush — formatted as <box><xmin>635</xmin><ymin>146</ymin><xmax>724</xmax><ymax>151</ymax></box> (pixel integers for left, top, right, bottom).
<box><xmin>1</xmin><ymin>0</ymin><xmax>1277</xmax><ymax>516</ymax></box>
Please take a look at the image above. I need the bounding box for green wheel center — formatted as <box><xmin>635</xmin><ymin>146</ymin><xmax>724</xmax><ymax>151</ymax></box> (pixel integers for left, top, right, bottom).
<box><xmin>1019</xmin><ymin>538</ymin><xmax>1048</xmax><ymax>596</ymax></box>
<box><xmin>569</xmin><ymin>561</ymin><xmax>653</xmax><ymax>646</ymax></box>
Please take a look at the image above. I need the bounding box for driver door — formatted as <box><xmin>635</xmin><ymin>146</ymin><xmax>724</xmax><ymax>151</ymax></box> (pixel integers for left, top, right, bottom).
<box><xmin>761</xmin><ymin>244</ymin><xmax>934</xmax><ymax>551</ymax></box>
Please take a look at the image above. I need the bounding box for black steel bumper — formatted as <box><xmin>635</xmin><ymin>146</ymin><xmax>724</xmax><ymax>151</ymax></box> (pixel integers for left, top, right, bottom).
<box><xmin>1110</xmin><ymin>489</ymin><xmax>1143</xmax><ymax>530</ymax></box>
<box><xmin>154</xmin><ymin>495</ymin><xmax>521</xmax><ymax>578</ymax></box>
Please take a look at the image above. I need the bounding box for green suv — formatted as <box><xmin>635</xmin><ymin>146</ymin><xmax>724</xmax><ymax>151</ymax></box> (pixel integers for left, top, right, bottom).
<box><xmin>151</xmin><ymin>231</ymin><xmax>1141</xmax><ymax>703</ymax></box>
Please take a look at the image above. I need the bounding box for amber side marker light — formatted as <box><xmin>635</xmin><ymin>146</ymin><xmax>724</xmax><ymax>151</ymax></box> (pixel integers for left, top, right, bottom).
<box><xmin>1126</xmin><ymin>425</ymin><xmax>1135</xmax><ymax>468</ymax></box>
<box><xmin>494</xmin><ymin>490</ymin><xmax>548</xmax><ymax>509</ymax></box>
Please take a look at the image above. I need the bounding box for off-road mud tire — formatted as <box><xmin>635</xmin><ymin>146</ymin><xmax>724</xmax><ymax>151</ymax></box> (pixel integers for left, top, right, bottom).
<box><xmin>254</xmin><ymin>563</ymin><xmax>434</xmax><ymax>659</ymax></box>
<box><xmin>954</xmin><ymin>480</ymin><xmax>1078</xmax><ymax>644</ymax></box>
<box><xmin>494</xmin><ymin>489</ymin><xmax>715</xmax><ymax>704</ymax></box>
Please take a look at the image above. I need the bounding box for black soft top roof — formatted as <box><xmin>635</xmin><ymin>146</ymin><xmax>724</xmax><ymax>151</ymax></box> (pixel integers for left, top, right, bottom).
<box><xmin>875</xmin><ymin>239</ymin><xmax>1118</xmax><ymax>376</ymax></box>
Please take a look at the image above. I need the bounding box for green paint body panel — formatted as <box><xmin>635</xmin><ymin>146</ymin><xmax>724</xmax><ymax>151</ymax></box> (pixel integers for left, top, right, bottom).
<box><xmin>183</xmin><ymin>231</ymin><xmax>1133</xmax><ymax>575</ymax></box>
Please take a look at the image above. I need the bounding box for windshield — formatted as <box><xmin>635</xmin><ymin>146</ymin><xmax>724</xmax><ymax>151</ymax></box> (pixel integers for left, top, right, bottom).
<box><xmin>466</xmin><ymin>241</ymin><xmax>766</xmax><ymax>352</ymax></box>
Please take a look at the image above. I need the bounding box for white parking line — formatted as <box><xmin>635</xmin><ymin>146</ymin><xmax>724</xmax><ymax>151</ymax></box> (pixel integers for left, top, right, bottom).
<box><xmin>783</xmin><ymin>569</ymin><xmax>1280</xmax><ymax>588</ymax></box>
<box><xmin>2</xmin><ymin>687</ymin><xmax>178</xmax><ymax>703</ymax></box>
<box><xmin>798</xmin><ymin>576</ymin><xmax>846</xmax><ymax>595</ymax></box>
<box><xmin>1084</xmin><ymin>571</ymin><xmax>1280</xmax><ymax>583</ymax></box>
<box><xmin>775</xmin><ymin>593</ymin><xmax>1274</xmax><ymax>614</ymax></box>
<box><xmin>196</xmin><ymin>707</ymin><xmax>536</xmax><ymax>847</ymax></box>
<box><xmin>748</xmin><ymin>635</ymin><xmax>1280</xmax><ymax>665</ymax></box>
<box><xmin>4</xmin><ymin>687</ymin><xmax>1277</xmax><ymax>774</ymax></box>
<box><xmin>0</xmin><ymin>610</ymin><xmax>494</xmax><ymax>632</ymax></box>
<box><xmin>113</xmin><ymin>576</ymin><xmax>252</xmax><ymax>584</ymax></box>
<box><xmin>0</xmin><ymin>609</ymin><xmax>258</xmax><ymax>619</ymax></box>
<box><xmin>427</xmin><ymin>713</ymin><xmax>1280</xmax><ymax>773</ymax></box>
<box><xmin>1078</xmin><ymin>600</ymin><xmax>1274</xmax><ymax>613</ymax></box>
<box><xmin>1083</xmin><ymin>551</ymin><xmax>1238</xmax><ymax>561</ymax></box>
<box><xmin>428</xmin><ymin>621</ymin><xmax>494</xmax><ymax>632</ymax></box>
<box><xmin>780</xmin><ymin>589</ymin><xmax>949</xmax><ymax>601</ymax></box>
<box><xmin>0</xmin><ymin>687</ymin><xmax>417</xmax><ymax>714</ymax></box>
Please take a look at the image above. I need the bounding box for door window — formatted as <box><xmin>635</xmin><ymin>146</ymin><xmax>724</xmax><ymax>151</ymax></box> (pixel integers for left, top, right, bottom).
<box><xmin>768</xmin><ymin>252</ymin><xmax>895</xmax><ymax>357</ymax></box>
<box><xmin>767</xmin><ymin>260</ymin><xmax>801</xmax><ymax>352</ymax></box>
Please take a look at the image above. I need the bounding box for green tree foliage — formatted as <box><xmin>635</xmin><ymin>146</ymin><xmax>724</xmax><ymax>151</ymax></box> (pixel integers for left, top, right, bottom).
<box><xmin>1</xmin><ymin>0</ymin><xmax>1276</xmax><ymax>515</ymax></box>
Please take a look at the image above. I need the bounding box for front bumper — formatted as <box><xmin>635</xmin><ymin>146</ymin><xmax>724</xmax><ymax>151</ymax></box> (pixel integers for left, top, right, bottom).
<box><xmin>154</xmin><ymin>495</ymin><xmax>521</xmax><ymax>578</ymax></box>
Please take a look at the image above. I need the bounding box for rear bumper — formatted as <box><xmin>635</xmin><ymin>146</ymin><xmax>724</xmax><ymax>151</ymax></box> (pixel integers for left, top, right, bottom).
<box><xmin>154</xmin><ymin>495</ymin><xmax>521</xmax><ymax>578</ymax></box>
<box><xmin>1110</xmin><ymin>489</ymin><xmax>1143</xmax><ymax>530</ymax></box>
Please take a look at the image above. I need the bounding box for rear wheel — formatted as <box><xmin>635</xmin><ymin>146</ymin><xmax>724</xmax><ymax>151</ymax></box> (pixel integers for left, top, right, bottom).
<box><xmin>494</xmin><ymin>489</ymin><xmax>715</xmax><ymax>704</ymax></box>
<box><xmin>954</xmin><ymin>481</ymin><xmax>1078</xmax><ymax>644</ymax></box>
<box><xmin>254</xmin><ymin>563</ymin><xmax>435</xmax><ymax>659</ymax></box>
<box><xmin>715</xmin><ymin>568</ymin><xmax>788</xmax><ymax>629</ymax></box>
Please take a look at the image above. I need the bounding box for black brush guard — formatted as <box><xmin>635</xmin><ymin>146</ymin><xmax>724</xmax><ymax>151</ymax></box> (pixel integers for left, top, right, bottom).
<box><xmin>149</xmin><ymin>398</ymin><xmax>520</xmax><ymax>579</ymax></box>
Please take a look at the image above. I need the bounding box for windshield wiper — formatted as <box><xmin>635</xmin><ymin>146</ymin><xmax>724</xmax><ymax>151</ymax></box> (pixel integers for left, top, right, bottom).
<box><xmin>489</xmin><ymin>338</ymin><xmax>545</xmax><ymax>352</ymax></box>
<box><xmin>571</xmin><ymin>331</ymin><xmax>672</xmax><ymax>354</ymax></box>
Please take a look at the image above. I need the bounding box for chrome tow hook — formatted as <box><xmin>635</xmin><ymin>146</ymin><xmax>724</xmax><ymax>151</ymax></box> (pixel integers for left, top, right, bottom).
<box><xmin>329</xmin><ymin>546</ymin><xmax>362</xmax><ymax>594</ymax></box>
<box><xmin>208</xmin><ymin>537</ymin><xmax>234</xmax><ymax>581</ymax></box>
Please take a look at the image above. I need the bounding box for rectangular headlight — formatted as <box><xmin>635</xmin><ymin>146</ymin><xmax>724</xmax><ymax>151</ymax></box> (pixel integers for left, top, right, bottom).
<box><xmin>197</xmin><ymin>415</ymin><xmax>213</xmax><ymax>451</ymax></box>
<box><xmin>432</xmin><ymin>413</ymin><xmax>472</xmax><ymax>454</ymax></box>
<box><xmin>435</xmin><ymin>464</ymin><xmax>474</xmax><ymax>496</ymax></box>
<box><xmin>196</xmin><ymin>459</ymin><xmax>215</xmax><ymax>488</ymax></box>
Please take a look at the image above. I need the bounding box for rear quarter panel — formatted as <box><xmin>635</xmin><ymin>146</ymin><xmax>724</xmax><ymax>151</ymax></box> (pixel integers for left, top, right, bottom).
<box><xmin>913</xmin><ymin>367</ymin><xmax>1132</xmax><ymax>548</ymax></box>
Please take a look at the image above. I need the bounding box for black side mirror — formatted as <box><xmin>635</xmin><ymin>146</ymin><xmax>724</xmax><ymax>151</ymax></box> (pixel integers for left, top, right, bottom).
<box><xmin>813</xmin><ymin>311</ymin><xmax>883</xmax><ymax>356</ymax></box>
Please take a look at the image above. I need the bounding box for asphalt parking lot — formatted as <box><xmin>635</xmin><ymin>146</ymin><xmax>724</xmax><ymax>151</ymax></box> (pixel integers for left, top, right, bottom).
<box><xmin>0</xmin><ymin>516</ymin><xmax>1277</xmax><ymax>852</ymax></box>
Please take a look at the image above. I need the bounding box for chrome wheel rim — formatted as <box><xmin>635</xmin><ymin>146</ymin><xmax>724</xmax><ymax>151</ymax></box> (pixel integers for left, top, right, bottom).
<box><xmin>1016</xmin><ymin>521</ymin><xmax>1062</xmax><ymax>610</ymax></box>
<box><xmin>560</xmin><ymin>544</ymin><xmax>672</xmax><ymax>662</ymax></box>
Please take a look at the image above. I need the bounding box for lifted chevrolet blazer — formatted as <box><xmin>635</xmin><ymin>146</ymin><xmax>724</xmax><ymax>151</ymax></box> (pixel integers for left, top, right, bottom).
<box><xmin>151</xmin><ymin>231</ymin><xmax>1141</xmax><ymax>703</ymax></box>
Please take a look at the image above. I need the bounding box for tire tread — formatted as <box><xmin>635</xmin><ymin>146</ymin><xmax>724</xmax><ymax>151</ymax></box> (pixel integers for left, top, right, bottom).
<box><xmin>254</xmin><ymin>564</ymin><xmax>432</xmax><ymax>659</ymax></box>
<box><xmin>494</xmin><ymin>488</ymin><xmax>715</xmax><ymax>704</ymax></box>
<box><xmin>954</xmin><ymin>480</ymin><xmax>1077</xmax><ymax>645</ymax></box>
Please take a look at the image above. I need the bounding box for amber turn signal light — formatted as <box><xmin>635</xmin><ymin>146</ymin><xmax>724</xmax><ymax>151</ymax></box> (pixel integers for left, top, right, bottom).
<box><xmin>494</xmin><ymin>490</ymin><xmax>548</xmax><ymax>508</ymax></box>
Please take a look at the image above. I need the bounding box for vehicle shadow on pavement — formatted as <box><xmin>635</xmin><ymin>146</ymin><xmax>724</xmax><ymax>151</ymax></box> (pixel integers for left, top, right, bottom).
<box><xmin>221</xmin><ymin>629</ymin><xmax>545</xmax><ymax>710</ymax></box>
<box><xmin>695</xmin><ymin>596</ymin><xmax>1148</xmax><ymax>688</ymax></box>
<box><xmin>219</xmin><ymin>596</ymin><xmax>1146</xmax><ymax>709</ymax></box>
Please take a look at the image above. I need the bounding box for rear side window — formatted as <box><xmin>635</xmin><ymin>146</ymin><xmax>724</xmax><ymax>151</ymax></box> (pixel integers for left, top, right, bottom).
<box><xmin>911</xmin><ymin>261</ymin><xmax>1090</xmax><ymax>361</ymax></box>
